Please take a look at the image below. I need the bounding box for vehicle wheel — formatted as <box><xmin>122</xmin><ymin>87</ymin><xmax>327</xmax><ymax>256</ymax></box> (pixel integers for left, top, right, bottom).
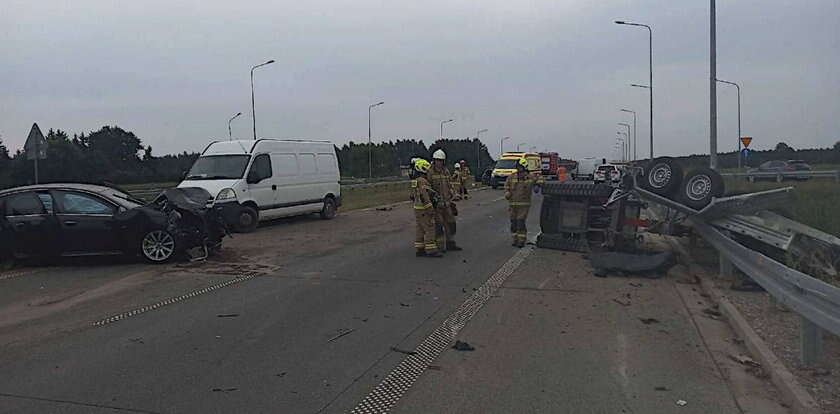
<box><xmin>140</xmin><ymin>229</ymin><xmax>177</xmax><ymax>263</ymax></box>
<box><xmin>320</xmin><ymin>197</ymin><xmax>337</xmax><ymax>220</ymax></box>
<box><xmin>235</xmin><ymin>206</ymin><xmax>259</xmax><ymax>233</ymax></box>
<box><xmin>641</xmin><ymin>157</ymin><xmax>683</xmax><ymax>197</ymax></box>
<box><xmin>677</xmin><ymin>167</ymin><xmax>724</xmax><ymax>210</ymax></box>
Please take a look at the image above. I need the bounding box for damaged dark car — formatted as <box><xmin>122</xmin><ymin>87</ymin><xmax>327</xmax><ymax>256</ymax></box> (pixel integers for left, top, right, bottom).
<box><xmin>0</xmin><ymin>184</ymin><xmax>227</xmax><ymax>263</ymax></box>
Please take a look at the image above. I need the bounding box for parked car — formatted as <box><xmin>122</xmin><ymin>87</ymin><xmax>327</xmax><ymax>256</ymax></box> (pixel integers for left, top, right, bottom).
<box><xmin>0</xmin><ymin>184</ymin><xmax>227</xmax><ymax>263</ymax></box>
<box><xmin>179</xmin><ymin>139</ymin><xmax>341</xmax><ymax>232</ymax></box>
<box><xmin>594</xmin><ymin>164</ymin><xmax>622</xmax><ymax>185</ymax></box>
<box><xmin>747</xmin><ymin>160</ymin><xmax>812</xmax><ymax>182</ymax></box>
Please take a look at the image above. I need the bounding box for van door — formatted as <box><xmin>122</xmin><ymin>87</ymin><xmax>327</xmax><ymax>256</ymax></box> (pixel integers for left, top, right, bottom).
<box><xmin>268</xmin><ymin>153</ymin><xmax>306</xmax><ymax>215</ymax></box>
<box><xmin>296</xmin><ymin>153</ymin><xmax>322</xmax><ymax>211</ymax></box>
<box><xmin>245</xmin><ymin>154</ymin><xmax>275</xmax><ymax>212</ymax></box>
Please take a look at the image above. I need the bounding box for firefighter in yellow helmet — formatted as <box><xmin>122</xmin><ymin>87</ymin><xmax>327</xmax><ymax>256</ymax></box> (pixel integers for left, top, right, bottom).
<box><xmin>451</xmin><ymin>163</ymin><xmax>463</xmax><ymax>201</ymax></box>
<box><xmin>429</xmin><ymin>149</ymin><xmax>462</xmax><ymax>251</ymax></box>
<box><xmin>459</xmin><ymin>160</ymin><xmax>471</xmax><ymax>199</ymax></box>
<box><xmin>410</xmin><ymin>159</ymin><xmax>442</xmax><ymax>257</ymax></box>
<box><xmin>504</xmin><ymin>157</ymin><xmax>544</xmax><ymax>247</ymax></box>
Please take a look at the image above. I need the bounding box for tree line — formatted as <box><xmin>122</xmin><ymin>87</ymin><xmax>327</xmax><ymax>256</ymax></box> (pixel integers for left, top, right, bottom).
<box><xmin>668</xmin><ymin>141</ymin><xmax>840</xmax><ymax>169</ymax></box>
<box><xmin>0</xmin><ymin>125</ymin><xmax>495</xmax><ymax>190</ymax></box>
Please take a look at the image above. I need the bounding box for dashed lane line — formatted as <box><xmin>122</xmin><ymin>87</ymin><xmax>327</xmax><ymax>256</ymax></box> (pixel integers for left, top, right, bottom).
<box><xmin>350</xmin><ymin>245</ymin><xmax>534</xmax><ymax>414</ymax></box>
<box><xmin>92</xmin><ymin>271</ymin><xmax>262</xmax><ymax>327</ymax></box>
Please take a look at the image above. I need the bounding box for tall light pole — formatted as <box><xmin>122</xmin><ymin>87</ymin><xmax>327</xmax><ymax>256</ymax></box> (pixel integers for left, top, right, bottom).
<box><xmin>367</xmin><ymin>101</ymin><xmax>385</xmax><ymax>179</ymax></box>
<box><xmin>616</xmin><ymin>20</ymin><xmax>653</xmax><ymax>159</ymax></box>
<box><xmin>618</xmin><ymin>123</ymin><xmax>631</xmax><ymax>162</ymax></box>
<box><xmin>440</xmin><ymin>119</ymin><xmax>454</xmax><ymax>139</ymax></box>
<box><xmin>500</xmin><ymin>136</ymin><xmax>510</xmax><ymax>157</ymax></box>
<box><xmin>617</xmin><ymin>132</ymin><xmax>628</xmax><ymax>161</ymax></box>
<box><xmin>250</xmin><ymin>59</ymin><xmax>275</xmax><ymax>140</ymax></box>
<box><xmin>476</xmin><ymin>128</ymin><xmax>488</xmax><ymax>173</ymax></box>
<box><xmin>709</xmin><ymin>0</ymin><xmax>718</xmax><ymax>169</ymax></box>
<box><xmin>620</xmin><ymin>109</ymin><xmax>637</xmax><ymax>160</ymax></box>
<box><xmin>228</xmin><ymin>112</ymin><xmax>242</xmax><ymax>141</ymax></box>
<box><xmin>516</xmin><ymin>142</ymin><xmax>528</xmax><ymax>151</ymax></box>
<box><xmin>716</xmin><ymin>79</ymin><xmax>741</xmax><ymax>168</ymax></box>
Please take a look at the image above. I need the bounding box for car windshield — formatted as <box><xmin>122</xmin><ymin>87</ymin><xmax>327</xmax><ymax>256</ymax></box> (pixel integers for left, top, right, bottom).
<box><xmin>186</xmin><ymin>155</ymin><xmax>251</xmax><ymax>180</ymax></box>
<box><xmin>495</xmin><ymin>159</ymin><xmax>519</xmax><ymax>169</ymax></box>
<box><xmin>597</xmin><ymin>166</ymin><xmax>616</xmax><ymax>172</ymax></box>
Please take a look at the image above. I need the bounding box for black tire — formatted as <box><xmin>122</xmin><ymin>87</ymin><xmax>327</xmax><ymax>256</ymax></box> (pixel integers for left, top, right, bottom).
<box><xmin>235</xmin><ymin>206</ymin><xmax>259</xmax><ymax>233</ymax></box>
<box><xmin>320</xmin><ymin>197</ymin><xmax>337</xmax><ymax>220</ymax></box>
<box><xmin>140</xmin><ymin>229</ymin><xmax>177</xmax><ymax>263</ymax></box>
<box><xmin>677</xmin><ymin>167</ymin><xmax>725</xmax><ymax>210</ymax></box>
<box><xmin>641</xmin><ymin>157</ymin><xmax>683</xmax><ymax>197</ymax></box>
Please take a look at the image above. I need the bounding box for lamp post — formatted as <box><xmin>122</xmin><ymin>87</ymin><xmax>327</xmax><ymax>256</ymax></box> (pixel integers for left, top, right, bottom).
<box><xmin>368</xmin><ymin>101</ymin><xmax>385</xmax><ymax>178</ymax></box>
<box><xmin>709</xmin><ymin>0</ymin><xmax>718</xmax><ymax>169</ymax></box>
<box><xmin>250</xmin><ymin>59</ymin><xmax>275</xmax><ymax>140</ymax></box>
<box><xmin>616</xmin><ymin>20</ymin><xmax>653</xmax><ymax>159</ymax></box>
<box><xmin>620</xmin><ymin>109</ymin><xmax>637</xmax><ymax>160</ymax></box>
<box><xmin>716</xmin><ymin>79</ymin><xmax>741</xmax><ymax>168</ymax></box>
<box><xmin>617</xmin><ymin>132</ymin><xmax>628</xmax><ymax>161</ymax></box>
<box><xmin>618</xmin><ymin>123</ymin><xmax>631</xmax><ymax>162</ymax></box>
<box><xmin>475</xmin><ymin>128</ymin><xmax>488</xmax><ymax>173</ymax></box>
<box><xmin>500</xmin><ymin>136</ymin><xmax>510</xmax><ymax>157</ymax></box>
<box><xmin>228</xmin><ymin>112</ymin><xmax>242</xmax><ymax>141</ymax></box>
<box><xmin>440</xmin><ymin>119</ymin><xmax>454</xmax><ymax>139</ymax></box>
<box><xmin>516</xmin><ymin>142</ymin><xmax>528</xmax><ymax>151</ymax></box>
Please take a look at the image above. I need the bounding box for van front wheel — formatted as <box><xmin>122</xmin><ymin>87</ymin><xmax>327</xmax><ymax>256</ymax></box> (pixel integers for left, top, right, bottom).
<box><xmin>320</xmin><ymin>198</ymin><xmax>337</xmax><ymax>220</ymax></box>
<box><xmin>236</xmin><ymin>206</ymin><xmax>259</xmax><ymax>233</ymax></box>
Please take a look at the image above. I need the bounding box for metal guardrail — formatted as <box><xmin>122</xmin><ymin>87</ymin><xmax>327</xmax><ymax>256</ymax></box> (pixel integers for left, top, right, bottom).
<box><xmin>721</xmin><ymin>170</ymin><xmax>840</xmax><ymax>182</ymax></box>
<box><xmin>691</xmin><ymin>219</ymin><xmax>840</xmax><ymax>365</ymax></box>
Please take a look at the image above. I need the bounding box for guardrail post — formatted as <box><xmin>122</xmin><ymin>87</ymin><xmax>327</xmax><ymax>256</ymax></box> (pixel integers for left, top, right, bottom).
<box><xmin>834</xmin><ymin>170</ymin><xmax>839</xmax><ymax>184</ymax></box>
<box><xmin>800</xmin><ymin>316</ymin><xmax>823</xmax><ymax>366</ymax></box>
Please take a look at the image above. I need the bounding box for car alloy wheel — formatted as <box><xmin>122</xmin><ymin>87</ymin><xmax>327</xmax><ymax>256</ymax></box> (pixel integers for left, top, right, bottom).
<box><xmin>142</xmin><ymin>230</ymin><xmax>175</xmax><ymax>262</ymax></box>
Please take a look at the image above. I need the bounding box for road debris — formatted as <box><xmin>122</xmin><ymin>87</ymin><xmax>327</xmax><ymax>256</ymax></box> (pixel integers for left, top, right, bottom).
<box><xmin>390</xmin><ymin>346</ymin><xmax>417</xmax><ymax>355</ymax></box>
<box><xmin>654</xmin><ymin>386</ymin><xmax>671</xmax><ymax>391</ymax></box>
<box><xmin>375</xmin><ymin>207</ymin><xmax>393</xmax><ymax>211</ymax></box>
<box><xmin>676</xmin><ymin>399</ymin><xmax>687</xmax><ymax>406</ymax></box>
<box><xmin>629</xmin><ymin>282</ymin><xmax>643</xmax><ymax>288</ymax></box>
<box><xmin>589</xmin><ymin>251</ymin><xmax>675</xmax><ymax>278</ymax></box>
<box><xmin>452</xmin><ymin>340</ymin><xmax>475</xmax><ymax>351</ymax></box>
<box><xmin>217</xmin><ymin>313</ymin><xmax>240</xmax><ymax>318</ymax></box>
<box><xmin>729</xmin><ymin>354</ymin><xmax>761</xmax><ymax>367</ymax></box>
<box><xmin>702</xmin><ymin>308</ymin><xmax>724</xmax><ymax>320</ymax></box>
<box><xmin>327</xmin><ymin>328</ymin><xmax>356</xmax><ymax>343</ymax></box>
<box><xmin>639</xmin><ymin>318</ymin><xmax>660</xmax><ymax>325</ymax></box>
<box><xmin>212</xmin><ymin>387</ymin><xmax>238</xmax><ymax>392</ymax></box>
<box><xmin>612</xmin><ymin>298</ymin><xmax>631</xmax><ymax>307</ymax></box>
<box><xmin>399</xmin><ymin>302</ymin><xmax>410</xmax><ymax>307</ymax></box>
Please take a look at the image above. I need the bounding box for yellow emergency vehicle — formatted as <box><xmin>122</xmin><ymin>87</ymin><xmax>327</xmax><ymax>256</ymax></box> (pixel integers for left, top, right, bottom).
<box><xmin>491</xmin><ymin>152</ymin><xmax>541</xmax><ymax>189</ymax></box>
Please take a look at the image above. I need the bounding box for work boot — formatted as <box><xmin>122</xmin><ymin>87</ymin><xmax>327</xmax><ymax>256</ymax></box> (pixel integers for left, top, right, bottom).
<box><xmin>425</xmin><ymin>251</ymin><xmax>443</xmax><ymax>258</ymax></box>
<box><xmin>511</xmin><ymin>240</ymin><xmax>519</xmax><ymax>247</ymax></box>
<box><xmin>447</xmin><ymin>242</ymin><xmax>463</xmax><ymax>251</ymax></box>
<box><xmin>416</xmin><ymin>249</ymin><xmax>426</xmax><ymax>257</ymax></box>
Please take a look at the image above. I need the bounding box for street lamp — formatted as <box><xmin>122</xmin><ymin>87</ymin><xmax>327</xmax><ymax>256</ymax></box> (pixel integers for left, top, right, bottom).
<box><xmin>250</xmin><ymin>59</ymin><xmax>275</xmax><ymax>140</ymax></box>
<box><xmin>516</xmin><ymin>142</ymin><xmax>528</xmax><ymax>151</ymax></box>
<box><xmin>368</xmin><ymin>101</ymin><xmax>385</xmax><ymax>178</ymax></box>
<box><xmin>616</xmin><ymin>20</ymin><xmax>653</xmax><ymax>159</ymax></box>
<box><xmin>476</xmin><ymin>128</ymin><xmax>488</xmax><ymax>173</ymax></box>
<box><xmin>440</xmin><ymin>119</ymin><xmax>454</xmax><ymax>139</ymax></box>
<box><xmin>717</xmin><ymin>79</ymin><xmax>741</xmax><ymax>168</ymax></box>
<box><xmin>620</xmin><ymin>109</ymin><xmax>637</xmax><ymax>160</ymax></box>
<box><xmin>500</xmin><ymin>136</ymin><xmax>510</xmax><ymax>157</ymax></box>
<box><xmin>710</xmin><ymin>0</ymin><xmax>718</xmax><ymax>169</ymax></box>
<box><xmin>617</xmin><ymin>132</ymin><xmax>628</xmax><ymax>161</ymax></box>
<box><xmin>618</xmin><ymin>123</ymin><xmax>631</xmax><ymax>162</ymax></box>
<box><xmin>228</xmin><ymin>112</ymin><xmax>242</xmax><ymax>141</ymax></box>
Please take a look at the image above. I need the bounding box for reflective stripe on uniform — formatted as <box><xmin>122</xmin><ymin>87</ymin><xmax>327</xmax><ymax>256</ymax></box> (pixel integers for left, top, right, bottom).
<box><xmin>414</xmin><ymin>242</ymin><xmax>424</xmax><ymax>248</ymax></box>
<box><xmin>414</xmin><ymin>203</ymin><xmax>433</xmax><ymax>210</ymax></box>
<box><xmin>510</xmin><ymin>202</ymin><xmax>530</xmax><ymax>206</ymax></box>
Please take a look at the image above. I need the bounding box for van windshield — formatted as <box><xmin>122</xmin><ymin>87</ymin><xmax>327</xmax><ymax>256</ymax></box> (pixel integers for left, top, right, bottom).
<box><xmin>495</xmin><ymin>159</ymin><xmax>519</xmax><ymax>169</ymax></box>
<box><xmin>186</xmin><ymin>155</ymin><xmax>251</xmax><ymax>180</ymax></box>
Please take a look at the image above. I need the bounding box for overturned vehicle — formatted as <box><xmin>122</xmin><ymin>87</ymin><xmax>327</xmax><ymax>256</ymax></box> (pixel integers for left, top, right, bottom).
<box><xmin>0</xmin><ymin>184</ymin><xmax>228</xmax><ymax>263</ymax></box>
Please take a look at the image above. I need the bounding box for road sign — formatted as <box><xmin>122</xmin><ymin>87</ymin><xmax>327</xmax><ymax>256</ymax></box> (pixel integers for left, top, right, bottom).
<box><xmin>24</xmin><ymin>123</ymin><xmax>47</xmax><ymax>161</ymax></box>
<box><xmin>740</xmin><ymin>136</ymin><xmax>753</xmax><ymax>148</ymax></box>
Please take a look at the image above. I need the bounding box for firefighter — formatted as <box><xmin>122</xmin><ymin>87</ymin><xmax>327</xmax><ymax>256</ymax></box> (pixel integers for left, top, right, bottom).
<box><xmin>459</xmin><ymin>160</ymin><xmax>471</xmax><ymax>199</ymax></box>
<box><xmin>429</xmin><ymin>149</ymin><xmax>462</xmax><ymax>251</ymax></box>
<box><xmin>504</xmin><ymin>157</ymin><xmax>544</xmax><ymax>247</ymax></box>
<box><xmin>410</xmin><ymin>159</ymin><xmax>442</xmax><ymax>257</ymax></box>
<box><xmin>451</xmin><ymin>163</ymin><xmax>463</xmax><ymax>201</ymax></box>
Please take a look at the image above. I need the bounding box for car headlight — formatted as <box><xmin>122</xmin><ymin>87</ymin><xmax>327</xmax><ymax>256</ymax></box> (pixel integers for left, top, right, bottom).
<box><xmin>216</xmin><ymin>188</ymin><xmax>237</xmax><ymax>202</ymax></box>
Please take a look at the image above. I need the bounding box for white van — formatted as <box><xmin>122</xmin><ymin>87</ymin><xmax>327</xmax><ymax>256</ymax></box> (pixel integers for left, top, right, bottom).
<box><xmin>179</xmin><ymin>139</ymin><xmax>341</xmax><ymax>232</ymax></box>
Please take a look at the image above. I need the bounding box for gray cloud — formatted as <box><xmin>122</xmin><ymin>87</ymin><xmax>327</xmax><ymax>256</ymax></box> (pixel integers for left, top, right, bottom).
<box><xmin>1</xmin><ymin>0</ymin><xmax>838</xmax><ymax>161</ymax></box>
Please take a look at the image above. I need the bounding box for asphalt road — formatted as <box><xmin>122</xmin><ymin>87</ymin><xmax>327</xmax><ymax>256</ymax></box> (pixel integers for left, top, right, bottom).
<box><xmin>0</xmin><ymin>188</ymin><xmax>780</xmax><ymax>413</ymax></box>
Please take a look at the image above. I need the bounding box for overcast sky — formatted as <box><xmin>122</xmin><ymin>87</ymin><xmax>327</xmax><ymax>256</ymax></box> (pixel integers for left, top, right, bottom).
<box><xmin>1</xmin><ymin>0</ymin><xmax>838</xmax><ymax>160</ymax></box>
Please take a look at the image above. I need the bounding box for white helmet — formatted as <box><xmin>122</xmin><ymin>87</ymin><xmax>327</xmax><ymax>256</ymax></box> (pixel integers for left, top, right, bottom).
<box><xmin>454</xmin><ymin>163</ymin><xmax>461</xmax><ymax>169</ymax></box>
<box><xmin>433</xmin><ymin>149</ymin><xmax>446</xmax><ymax>160</ymax></box>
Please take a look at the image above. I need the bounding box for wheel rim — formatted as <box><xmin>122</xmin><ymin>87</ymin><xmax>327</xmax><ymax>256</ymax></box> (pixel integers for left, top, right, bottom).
<box><xmin>239</xmin><ymin>211</ymin><xmax>254</xmax><ymax>228</ymax></box>
<box><xmin>324</xmin><ymin>201</ymin><xmax>335</xmax><ymax>217</ymax></box>
<box><xmin>685</xmin><ymin>175</ymin><xmax>712</xmax><ymax>201</ymax></box>
<box><xmin>142</xmin><ymin>230</ymin><xmax>175</xmax><ymax>262</ymax></box>
<box><xmin>648</xmin><ymin>163</ymin><xmax>672</xmax><ymax>189</ymax></box>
